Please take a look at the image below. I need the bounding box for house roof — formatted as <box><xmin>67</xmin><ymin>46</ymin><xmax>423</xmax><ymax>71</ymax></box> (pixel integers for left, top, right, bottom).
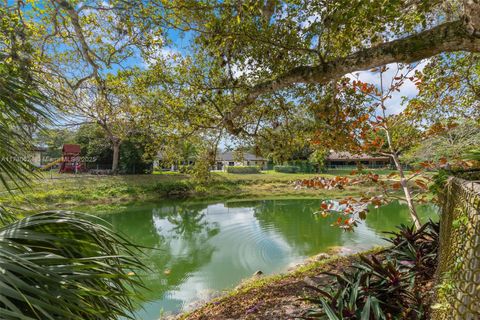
<box><xmin>216</xmin><ymin>151</ymin><xmax>266</xmax><ymax>161</ymax></box>
<box><xmin>33</xmin><ymin>146</ymin><xmax>47</xmax><ymax>152</ymax></box>
<box><xmin>327</xmin><ymin>151</ymin><xmax>390</xmax><ymax>161</ymax></box>
<box><xmin>62</xmin><ymin>144</ymin><xmax>81</xmax><ymax>153</ymax></box>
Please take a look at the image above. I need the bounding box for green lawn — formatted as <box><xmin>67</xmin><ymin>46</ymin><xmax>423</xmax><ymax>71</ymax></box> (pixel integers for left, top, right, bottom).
<box><xmin>0</xmin><ymin>169</ymin><xmax>400</xmax><ymax>213</ymax></box>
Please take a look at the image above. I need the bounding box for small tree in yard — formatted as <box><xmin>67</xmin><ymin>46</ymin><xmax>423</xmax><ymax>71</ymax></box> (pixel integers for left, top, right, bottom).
<box><xmin>356</xmin><ymin>65</ymin><xmax>424</xmax><ymax>229</ymax></box>
<box><xmin>57</xmin><ymin>72</ymin><xmax>144</xmax><ymax>173</ymax></box>
<box><xmin>309</xmin><ymin>147</ymin><xmax>329</xmax><ymax>173</ymax></box>
<box><xmin>302</xmin><ymin>64</ymin><xmax>457</xmax><ymax>230</ymax></box>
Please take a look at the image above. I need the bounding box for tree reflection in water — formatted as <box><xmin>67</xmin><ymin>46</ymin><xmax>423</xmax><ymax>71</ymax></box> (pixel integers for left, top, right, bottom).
<box><xmin>250</xmin><ymin>199</ymin><xmax>344</xmax><ymax>257</ymax></box>
<box><xmin>104</xmin><ymin>202</ymin><xmax>220</xmax><ymax>309</ymax></box>
<box><xmin>154</xmin><ymin>203</ymin><xmax>220</xmax><ymax>240</ymax></box>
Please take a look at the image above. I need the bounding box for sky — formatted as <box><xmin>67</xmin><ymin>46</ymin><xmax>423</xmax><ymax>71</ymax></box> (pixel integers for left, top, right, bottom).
<box><xmin>347</xmin><ymin>60</ymin><xmax>429</xmax><ymax>115</ymax></box>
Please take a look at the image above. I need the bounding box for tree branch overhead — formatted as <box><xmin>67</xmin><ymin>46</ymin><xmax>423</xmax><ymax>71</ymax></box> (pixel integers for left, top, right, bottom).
<box><xmin>225</xmin><ymin>17</ymin><xmax>480</xmax><ymax>133</ymax></box>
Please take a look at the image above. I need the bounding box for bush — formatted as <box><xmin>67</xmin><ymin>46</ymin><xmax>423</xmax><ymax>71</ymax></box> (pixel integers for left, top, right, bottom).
<box><xmin>274</xmin><ymin>165</ymin><xmax>299</xmax><ymax>173</ymax></box>
<box><xmin>191</xmin><ymin>156</ymin><xmax>212</xmax><ymax>184</ymax></box>
<box><xmin>148</xmin><ymin>181</ymin><xmax>193</xmax><ymax>195</ymax></box>
<box><xmin>226</xmin><ymin>166</ymin><xmax>260</xmax><ymax>174</ymax></box>
<box><xmin>178</xmin><ymin>165</ymin><xmax>193</xmax><ymax>173</ymax></box>
<box><xmin>306</xmin><ymin>221</ymin><xmax>440</xmax><ymax>319</ymax></box>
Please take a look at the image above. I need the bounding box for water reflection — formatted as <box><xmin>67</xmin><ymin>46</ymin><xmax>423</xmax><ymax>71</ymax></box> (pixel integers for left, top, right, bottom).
<box><xmin>152</xmin><ymin>204</ymin><xmax>220</xmax><ymax>239</ymax></box>
<box><xmin>103</xmin><ymin>199</ymin><xmax>438</xmax><ymax>319</ymax></box>
<box><xmin>252</xmin><ymin>199</ymin><xmax>344</xmax><ymax>256</ymax></box>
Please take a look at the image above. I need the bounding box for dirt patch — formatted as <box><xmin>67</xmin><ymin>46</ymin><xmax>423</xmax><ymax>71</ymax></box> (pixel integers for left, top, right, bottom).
<box><xmin>178</xmin><ymin>251</ymin><xmax>380</xmax><ymax>320</ymax></box>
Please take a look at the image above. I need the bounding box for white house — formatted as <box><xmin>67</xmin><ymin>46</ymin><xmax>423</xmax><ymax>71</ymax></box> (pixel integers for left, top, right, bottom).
<box><xmin>31</xmin><ymin>146</ymin><xmax>47</xmax><ymax>167</ymax></box>
<box><xmin>214</xmin><ymin>151</ymin><xmax>267</xmax><ymax>171</ymax></box>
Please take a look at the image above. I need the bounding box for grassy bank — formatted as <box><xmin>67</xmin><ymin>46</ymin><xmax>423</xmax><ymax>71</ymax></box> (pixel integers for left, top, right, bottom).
<box><xmin>0</xmin><ymin>170</ymin><xmax>396</xmax><ymax>212</ymax></box>
<box><xmin>179</xmin><ymin>247</ymin><xmax>384</xmax><ymax>320</ymax></box>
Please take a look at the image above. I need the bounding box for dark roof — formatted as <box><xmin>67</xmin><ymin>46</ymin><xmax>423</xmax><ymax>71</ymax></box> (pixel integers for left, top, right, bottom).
<box><xmin>216</xmin><ymin>151</ymin><xmax>266</xmax><ymax>161</ymax></box>
<box><xmin>62</xmin><ymin>144</ymin><xmax>81</xmax><ymax>153</ymax></box>
<box><xmin>327</xmin><ymin>151</ymin><xmax>390</xmax><ymax>161</ymax></box>
<box><xmin>33</xmin><ymin>146</ymin><xmax>47</xmax><ymax>152</ymax></box>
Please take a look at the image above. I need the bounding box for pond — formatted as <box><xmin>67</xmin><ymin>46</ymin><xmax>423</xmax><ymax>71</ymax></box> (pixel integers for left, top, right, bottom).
<box><xmin>102</xmin><ymin>198</ymin><xmax>438</xmax><ymax>319</ymax></box>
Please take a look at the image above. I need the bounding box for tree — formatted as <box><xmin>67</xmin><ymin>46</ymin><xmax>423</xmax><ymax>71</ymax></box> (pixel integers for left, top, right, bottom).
<box><xmin>162</xmin><ymin>0</ymin><xmax>480</xmax><ymax>134</ymax></box>
<box><xmin>74</xmin><ymin>123</ymin><xmax>155</xmax><ymax>173</ymax></box>
<box><xmin>11</xmin><ymin>1</ymin><xmax>173</xmax><ymax>173</ymax></box>
<box><xmin>305</xmin><ymin>64</ymin><xmax>425</xmax><ymax>228</ymax></box>
<box><xmin>294</xmin><ymin>62</ymin><xmax>472</xmax><ymax>231</ymax></box>
<box><xmin>1</xmin><ymin>8</ymin><xmax>146</xmax><ymax>318</ymax></box>
<box><xmin>75</xmin><ymin>123</ymin><xmax>113</xmax><ymax>165</ymax></box>
<box><xmin>309</xmin><ymin>148</ymin><xmax>329</xmax><ymax>173</ymax></box>
<box><xmin>58</xmin><ymin>72</ymin><xmax>144</xmax><ymax>172</ymax></box>
<box><xmin>296</xmin><ymin>58</ymin><xmax>477</xmax><ymax>231</ymax></box>
<box><xmin>24</xmin><ymin>0</ymin><xmax>167</xmax><ymax>88</ymax></box>
<box><xmin>402</xmin><ymin>120</ymin><xmax>480</xmax><ymax>164</ymax></box>
<box><xmin>412</xmin><ymin>53</ymin><xmax>480</xmax><ymax>121</ymax></box>
<box><xmin>118</xmin><ymin>132</ymin><xmax>155</xmax><ymax>174</ymax></box>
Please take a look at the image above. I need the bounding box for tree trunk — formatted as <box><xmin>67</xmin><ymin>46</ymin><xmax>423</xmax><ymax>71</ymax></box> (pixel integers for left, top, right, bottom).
<box><xmin>391</xmin><ymin>153</ymin><xmax>422</xmax><ymax>230</ymax></box>
<box><xmin>112</xmin><ymin>139</ymin><xmax>120</xmax><ymax>174</ymax></box>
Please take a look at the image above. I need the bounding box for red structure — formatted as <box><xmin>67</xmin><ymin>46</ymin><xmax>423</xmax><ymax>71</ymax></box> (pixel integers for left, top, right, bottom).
<box><xmin>59</xmin><ymin>144</ymin><xmax>83</xmax><ymax>173</ymax></box>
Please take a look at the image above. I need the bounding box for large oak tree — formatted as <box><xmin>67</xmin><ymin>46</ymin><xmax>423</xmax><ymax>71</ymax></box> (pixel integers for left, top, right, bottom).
<box><xmin>163</xmin><ymin>0</ymin><xmax>480</xmax><ymax>133</ymax></box>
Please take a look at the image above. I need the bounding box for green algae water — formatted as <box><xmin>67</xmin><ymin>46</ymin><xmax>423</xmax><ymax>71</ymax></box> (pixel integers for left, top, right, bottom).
<box><xmin>102</xmin><ymin>199</ymin><xmax>437</xmax><ymax>319</ymax></box>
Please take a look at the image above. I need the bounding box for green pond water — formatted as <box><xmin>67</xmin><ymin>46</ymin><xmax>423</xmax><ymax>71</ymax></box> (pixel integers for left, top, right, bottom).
<box><xmin>102</xmin><ymin>198</ymin><xmax>438</xmax><ymax>319</ymax></box>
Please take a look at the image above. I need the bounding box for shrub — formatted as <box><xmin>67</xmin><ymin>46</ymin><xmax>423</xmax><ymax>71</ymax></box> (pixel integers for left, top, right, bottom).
<box><xmin>274</xmin><ymin>165</ymin><xmax>299</xmax><ymax>173</ymax></box>
<box><xmin>307</xmin><ymin>256</ymin><xmax>419</xmax><ymax>319</ymax></box>
<box><xmin>306</xmin><ymin>221</ymin><xmax>440</xmax><ymax>319</ymax></box>
<box><xmin>306</xmin><ymin>255</ymin><xmax>424</xmax><ymax>319</ymax></box>
<box><xmin>178</xmin><ymin>165</ymin><xmax>193</xmax><ymax>173</ymax></box>
<box><xmin>149</xmin><ymin>181</ymin><xmax>193</xmax><ymax>195</ymax></box>
<box><xmin>226</xmin><ymin>166</ymin><xmax>260</xmax><ymax>174</ymax></box>
<box><xmin>384</xmin><ymin>220</ymin><xmax>439</xmax><ymax>277</ymax></box>
<box><xmin>191</xmin><ymin>156</ymin><xmax>212</xmax><ymax>184</ymax></box>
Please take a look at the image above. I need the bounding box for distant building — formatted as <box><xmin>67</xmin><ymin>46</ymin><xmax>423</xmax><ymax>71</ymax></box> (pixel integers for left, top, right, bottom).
<box><xmin>31</xmin><ymin>146</ymin><xmax>47</xmax><ymax>167</ymax></box>
<box><xmin>326</xmin><ymin>151</ymin><xmax>391</xmax><ymax>169</ymax></box>
<box><xmin>153</xmin><ymin>150</ymin><xmax>268</xmax><ymax>171</ymax></box>
<box><xmin>215</xmin><ymin>151</ymin><xmax>267</xmax><ymax>170</ymax></box>
<box><xmin>153</xmin><ymin>152</ymin><xmax>195</xmax><ymax>171</ymax></box>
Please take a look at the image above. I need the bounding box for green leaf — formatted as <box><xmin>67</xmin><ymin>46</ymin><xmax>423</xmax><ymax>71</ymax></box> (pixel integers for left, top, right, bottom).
<box><xmin>361</xmin><ymin>296</ymin><xmax>371</xmax><ymax>320</ymax></box>
<box><xmin>320</xmin><ymin>299</ymin><xmax>341</xmax><ymax>320</ymax></box>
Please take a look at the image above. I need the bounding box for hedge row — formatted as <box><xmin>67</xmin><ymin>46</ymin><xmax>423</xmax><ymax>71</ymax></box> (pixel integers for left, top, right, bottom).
<box><xmin>226</xmin><ymin>166</ymin><xmax>261</xmax><ymax>174</ymax></box>
<box><xmin>148</xmin><ymin>181</ymin><xmax>193</xmax><ymax>195</ymax></box>
<box><xmin>273</xmin><ymin>165</ymin><xmax>300</xmax><ymax>173</ymax></box>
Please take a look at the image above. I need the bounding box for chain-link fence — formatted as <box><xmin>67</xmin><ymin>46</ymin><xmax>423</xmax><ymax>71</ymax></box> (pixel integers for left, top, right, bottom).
<box><xmin>433</xmin><ymin>177</ymin><xmax>480</xmax><ymax>319</ymax></box>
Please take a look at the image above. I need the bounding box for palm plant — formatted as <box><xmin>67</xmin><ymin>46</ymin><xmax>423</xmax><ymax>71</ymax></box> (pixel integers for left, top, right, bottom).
<box><xmin>1</xmin><ymin>62</ymin><xmax>145</xmax><ymax>318</ymax></box>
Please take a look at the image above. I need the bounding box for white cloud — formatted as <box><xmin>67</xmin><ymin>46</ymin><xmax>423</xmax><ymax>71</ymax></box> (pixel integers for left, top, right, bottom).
<box><xmin>143</xmin><ymin>47</ymin><xmax>182</xmax><ymax>67</ymax></box>
<box><xmin>229</xmin><ymin>58</ymin><xmax>267</xmax><ymax>85</ymax></box>
<box><xmin>346</xmin><ymin>60</ymin><xmax>430</xmax><ymax>114</ymax></box>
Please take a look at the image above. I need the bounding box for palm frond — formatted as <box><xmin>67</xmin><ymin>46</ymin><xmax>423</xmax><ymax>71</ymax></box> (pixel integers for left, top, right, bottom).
<box><xmin>0</xmin><ymin>63</ymin><xmax>48</xmax><ymax>192</ymax></box>
<box><xmin>0</xmin><ymin>205</ymin><xmax>18</xmax><ymax>226</ymax></box>
<box><xmin>0</xmin><ymin>211</ymin><xmax>145</xmax><ymax>320</ymax></box>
